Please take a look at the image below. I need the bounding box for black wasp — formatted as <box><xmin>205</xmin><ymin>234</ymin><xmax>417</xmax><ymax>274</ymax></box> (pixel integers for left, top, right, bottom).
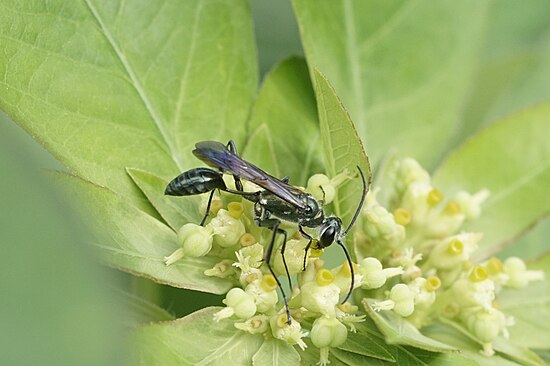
<box><xmin>165</xmin><ymin>140</ymin><xmax>367</xmax><ymax>323</ymax></box>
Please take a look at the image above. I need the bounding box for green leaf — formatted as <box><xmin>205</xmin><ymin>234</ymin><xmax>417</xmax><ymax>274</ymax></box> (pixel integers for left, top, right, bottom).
<box><xmin>423</xmin><ymin>322</ymin><xmax>522</xmax><ymax>366</ymax></box>
<box><xmin>498</xmin><ymin>217</ymin><xmax>550</xmax><ymax>260</ymax></box>
<box><xmin>127</xmin><ymin>168</ymin><xmax>202</xmax><ymax>231</ymax></box>
<box><xmin>433</xmin><ymin>103</ymin><xmax>550</xmax><ymax>258</ymax></box>
<box><xmin>492</xmin><ymin>338</ymin><xmax>545</xmax><ymax>366</ymax></box>
<box><xmin>301</xmin><ymin>336</ymin><xmax>475</xmax><ymax>366</ymax></box>
<box><xmin>458</xmin><ymin>1</ymin><xmax>550</xmax><ymax>142</ymax></box>
<box><xmin>536</xmin><ymin>349</ymin><xmax>550</xmax><ymax>364</ymax></box>
<box><xmin>338</xmin><ymin>319</ymin><xmax>395</xmax><ymax>361</ymax></box>
<box><xmin>245</xmin><ymin>57</ymin><xmax>322</xmax><ymax>186</ymax></box>
<box><xmin>114</xmin><ymin>288</ymin><xmax>175</xmax><ymax>330</ymax></box>
<box><xmin>363</xmin><ymin>299</ymin><xmax>458</xmax><ymax>353</ymax></box>
<box><xmin>293</xmin><ymin>0</ymin><xmax>490</xmax><ymax>169</ymax></box>
<box><xmin>498</xmin><ymin>253</ymin><xmax>550</xmax><ymax>349</ymax></box>
<box><xmin>252</xmin><ymin>338</ymin><xmax>300</xmax><ymax>366</ymax></box>
<box><xmin>313</xmin><ymin>68</ymin><xmax>371</xmax><ymax>228</ymax></box>
<box><xmin>0</xmin><ymin>0</ymin><xmax>257</xmax><ymax>209</ymax></box>
<box><xmin>132</xmin><ymin>307</ymin><xmax>263</xmax><ymax>366</ymax></box>
<box><xmin>54</xmin><ymin>172</ymin><xmax>233</xmax><ymax>294</ymax></box>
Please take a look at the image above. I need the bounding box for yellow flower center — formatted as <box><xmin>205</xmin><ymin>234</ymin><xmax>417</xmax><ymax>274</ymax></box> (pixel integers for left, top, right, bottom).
<box><xmin>394</xmin><ymin>208</ymin><xmax>411</xmax><ymax>225</ymax></box>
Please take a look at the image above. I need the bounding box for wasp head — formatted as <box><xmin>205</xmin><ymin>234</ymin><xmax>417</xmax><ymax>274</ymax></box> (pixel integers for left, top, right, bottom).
<box><xmin>318</xmin><ymin>217</ymin><xmax>343</xmax><ymax>249</ymax></box>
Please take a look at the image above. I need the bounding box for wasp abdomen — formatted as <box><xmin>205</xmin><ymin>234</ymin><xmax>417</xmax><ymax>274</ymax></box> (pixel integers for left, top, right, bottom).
<box><xmin>164</xmin><ymin>167</ymin><xmax>226</xmax><ymax>196</ymax></box>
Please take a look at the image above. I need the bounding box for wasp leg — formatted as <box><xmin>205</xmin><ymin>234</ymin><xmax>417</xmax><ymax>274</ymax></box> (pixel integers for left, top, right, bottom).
<box><xmin>199</xmin><ymin>190</ymin><xmax>216</xmax><ymax>226</ymax></box>
<box><xmin>337</xmin><ymin>239</ymin><xmax>355</xmax><ymax>303</ymax></box>
<box><xmin>226</xmin><ymin>140</ymin><xmax>244</xmax><ymax>191</ymax></box>
<box><xmin>281</xmin><ymin>176</ymin><xmax>290</xmax><ymax>183</ymax></box>
<box><xmin>256</xmin><ymin>213</ymin><xmax>292</xmax><ymax>324</ymax></box>
<box><xmin>298</xmin><ymin>225</ymin><xmax>313</xmax><ymax>271</ymax></box>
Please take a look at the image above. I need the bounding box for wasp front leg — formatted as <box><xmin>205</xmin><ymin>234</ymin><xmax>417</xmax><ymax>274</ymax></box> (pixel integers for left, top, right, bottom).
<box><xmin>254</xmin><ymin>204</ymin><xmax>292</xmax><ymax>324</ymax></box>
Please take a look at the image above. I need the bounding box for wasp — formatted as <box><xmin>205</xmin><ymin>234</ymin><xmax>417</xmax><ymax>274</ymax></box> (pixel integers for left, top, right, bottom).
<box><xmin>165</xmin><ymin>141</ymin><xmax>367</xmax><ymax>323</ymax></box>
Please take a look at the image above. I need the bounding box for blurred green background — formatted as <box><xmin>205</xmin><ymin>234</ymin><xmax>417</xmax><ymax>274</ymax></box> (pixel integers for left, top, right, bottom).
<box><xmin>1</xmin><ymin>0</ymin><xmax>549</xmax><ymax>364</ymax></box>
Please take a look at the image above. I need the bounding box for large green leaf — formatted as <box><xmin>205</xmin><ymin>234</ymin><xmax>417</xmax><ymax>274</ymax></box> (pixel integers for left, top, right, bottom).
<box><xmin>458</xmin><ymin>0</ymin><xmax>550</xmax><ymax>143</ymax></box>
<box><xmin>54</xmin><ymin>173</ymin><xmax>233</xmax><ymax>294</ymax></box>
<box><xmin>0</xmin><ymin>0</ymin><xmax>257</xmax><ymax>210</ymax></box>
<box><xmin>293</xmin><ymin>0</ymin><xmax>489</xmax><ymax>169</ymax></box>
<box><xmin>127</xmin><ymin>168</ymin><xmax>202</xmax><ymax>231</ymax></box>
<box><xmin>245</xmin><ymin>57</ymin><xmax>322</xmax><ymax>186</ymax></box>
<box><xmin>498</xmin><ymin>253</ymin><xmax>550</xmax><ymax>349</ymax></box>
<box><xmin>313</xmin><ymin>68</ymin><xmax>371</xmax><ymax>227</ymax></box>
<box><xmin>433</xmin><ymin>103</ymin><xmax>550</xmax><ymax>258</ymax></box>
<box><xmin>132</xmin><ymin>307</ymin><xmax>263</xmax><ymax>366</ymax></box>
<box><xmin>114</xmin><ymin>288</ymin><xmax>175</xmax><ymax>330</ymax></box>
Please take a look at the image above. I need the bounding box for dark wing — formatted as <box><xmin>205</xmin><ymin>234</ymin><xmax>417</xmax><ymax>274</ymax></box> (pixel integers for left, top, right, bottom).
<box><xmin>193</xmin><ymin>141</ymin><xmax>307</xmax><ymax>209</ymax></box>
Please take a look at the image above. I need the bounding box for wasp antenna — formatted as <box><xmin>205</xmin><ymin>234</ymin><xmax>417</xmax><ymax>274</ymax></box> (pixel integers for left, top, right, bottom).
<box><xmin>342</xmin><ymin>166</ymin><xmax>367</xmax><ymax>236</ymax></box>
<box><xmin>337</xmin><ymin>239</ymin><xmax>355</xmax><ymax>303</ymax></box>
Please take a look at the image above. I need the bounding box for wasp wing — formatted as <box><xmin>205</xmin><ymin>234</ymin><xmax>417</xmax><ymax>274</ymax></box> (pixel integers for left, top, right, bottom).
<box><xmin>193</xmin><ymin>141</ymin><xmax>306</xmax><ymax>209</ymax></box>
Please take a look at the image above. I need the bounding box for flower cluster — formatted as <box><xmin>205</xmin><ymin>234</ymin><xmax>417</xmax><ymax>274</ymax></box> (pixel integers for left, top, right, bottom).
<box><xmin>163</xmin><ymin>157</ymin><xmax>544</xmax><ymax>362</ymax></box>
<box><xmin>356</xmin><ymin>157</ymin><xmax>545</xmax><ymax>356</ymax></box>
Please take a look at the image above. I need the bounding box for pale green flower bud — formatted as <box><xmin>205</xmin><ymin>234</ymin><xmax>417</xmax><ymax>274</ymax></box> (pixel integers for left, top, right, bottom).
<box><xmin>363</xmin><ymin>204</ymin><xmax>406</xmax><ymax>247</ymax></box>
<box><xmin>306</xmin><ymin>171</ymin><xmax>351</xmax><ymax>204</ymax></box>
<box><xmin>372</xmin><ymin>283</ymin><xmax>415</xmax><ymax>317</ymax></box>
<box><xmin>306</xmin><ymin>174</ymin><xmax>335</xmax><ymax>203</ymax></box>
<box><xmin>300</xmin><ymin>270</ymin><xmax>340</xmax><ymax>317</ymax></box>
<box><xmin>397</xmin><ymin>158</ymin><xmax>431</xmax><ymax>189</ymax></box>
<box><xmin>270</xmin><ymin>314</ymin><xmax>308</xmax><ymax>350</ymax></box>
<box><xmin>273</xmin><ymin>238</ymin><xmax>308</xmax><ymax>276</ymax></box>
<box><xmin>454</xmin><ymin>189</ymin><xmax>489</xmax><ymax>221</ymax></box>
<box><xmin>465</xmin><ymin>309</ymin><xmax>505</xmax><ymax>343</ymax></box>
<box><xmin>234</xmin><ymin>314</ymin><xmax>269</xmax><ymax>334</ymax></box>
<box><xmin>384</xmin><ymin>158</ymin><xmax>430</xmax><ymax>203</ymax></box>
<box><xmin>245</xmin><ymin>276</ymin><xmax>279</xmax><ymax>313</ymax></box>
<box><xmin>359</xmin><ymin>257</ymin><xmax>403</xmax><ymax>289</ymax></box>
<box><xmin>207</xmin><ymin>209</ymin><xmax>246</xmax><ymax>248</ymax></box>
<box><xmin>390</xmin><ymin>283</ymin><xmax>415</xmax><ymax>317</ymax></box>
<box><xmin>164</xmin><ymin>223</ymin><xmax>213</xmax><ymax>265</ymax></box>
<box><xmin>503</xmin><ymin>257</ymin><xmax>545</xmax><ymax>288</ymax></box>
<box><xmin>213</xmin><ymin>288</ymin><xmax>257</xmax><ymax>322</ymax></box>
<box><xmin>310</xmin><ymin>316</ymin><xmax>348</xmax><ymax>348</ymax></box>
